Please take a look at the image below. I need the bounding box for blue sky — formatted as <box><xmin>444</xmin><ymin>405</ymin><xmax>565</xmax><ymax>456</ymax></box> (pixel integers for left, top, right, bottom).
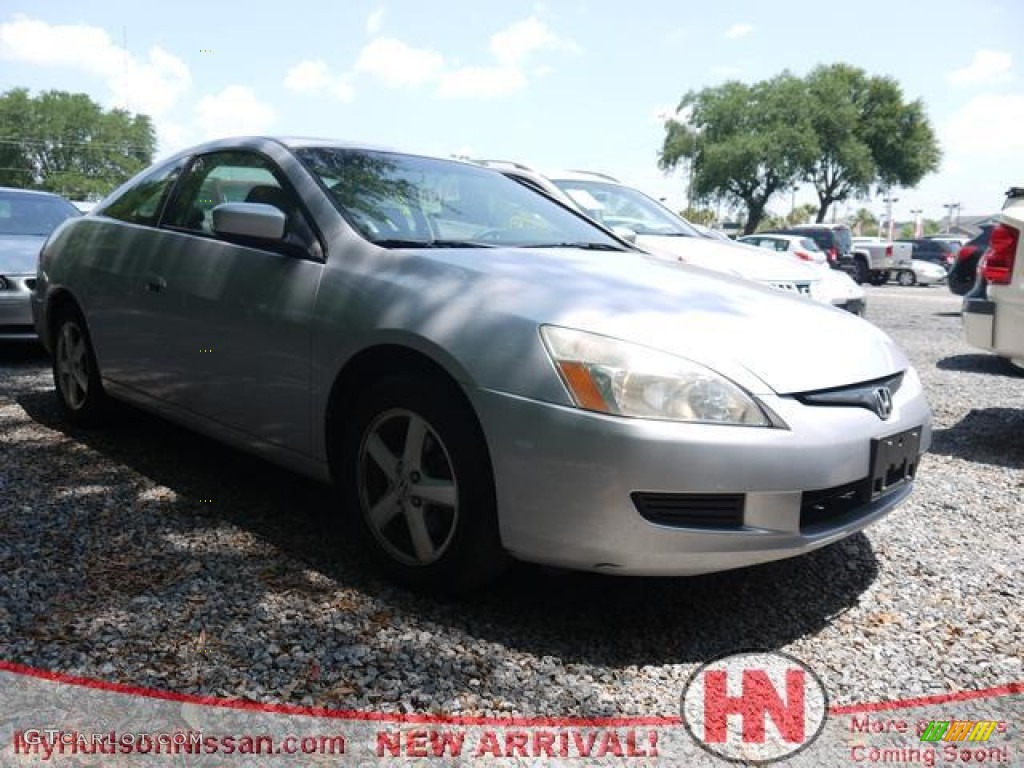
<box><xmin>1</xmin><ymin>1</ymin><xmax>1021</xmax><ymax>222</ymax></box>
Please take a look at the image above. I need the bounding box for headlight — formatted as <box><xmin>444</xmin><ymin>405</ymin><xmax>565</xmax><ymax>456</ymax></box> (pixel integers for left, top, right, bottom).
<box><xmin>540</xmin><ymin>325</ymin><xmax>771</xmax><ymax>426</ymax></box>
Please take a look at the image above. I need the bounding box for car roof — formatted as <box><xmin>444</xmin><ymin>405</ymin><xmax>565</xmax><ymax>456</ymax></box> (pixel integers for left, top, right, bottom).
<box><xmin>156</xmin><ymin>136</ymin><xmax>484</xmax><ymax>169</ymax></box>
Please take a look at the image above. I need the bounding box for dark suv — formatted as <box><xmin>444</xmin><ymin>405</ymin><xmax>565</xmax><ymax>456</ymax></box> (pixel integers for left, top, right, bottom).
<box><xmin>762</xmin><ymin>224</ymin><xmax>854</xmax><ymax>271</ymax></box>
<box><xmin>947</xmin><ymin>226</ymin><xmax>994</xmax><ymax>296</ymax></box>
<box><xmin>897</xmin><ymin>238</ymin><xmax>959</xmax><ymax>269</ymax></box>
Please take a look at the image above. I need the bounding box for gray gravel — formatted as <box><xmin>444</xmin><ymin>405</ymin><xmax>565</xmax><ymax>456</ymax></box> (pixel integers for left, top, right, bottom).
<box><xmin>1</xmin><ymin>285</ymin><xmax>1021</xmax><ymax>718</ymax></box>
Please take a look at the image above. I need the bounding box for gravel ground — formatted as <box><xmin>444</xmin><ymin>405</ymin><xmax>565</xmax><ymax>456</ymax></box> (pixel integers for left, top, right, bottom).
<box><xmin>0</xmin><ymin>284</ymin><xmax>1021</xmax><ymax>718</ymax></box>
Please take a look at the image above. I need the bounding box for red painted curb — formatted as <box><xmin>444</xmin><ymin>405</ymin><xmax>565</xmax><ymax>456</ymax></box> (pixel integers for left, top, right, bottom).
<box><xmin>1</xmin><ymin>660</ymin><xmax>1020</xmax><ymax>726</ymax></box>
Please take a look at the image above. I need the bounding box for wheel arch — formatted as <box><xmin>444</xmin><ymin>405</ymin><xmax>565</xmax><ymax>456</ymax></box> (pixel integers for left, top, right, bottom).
<box><xmin>43</xmin><ymin>288</ymin><xmax>86</xmax><ymax>350</ymax></box>
<box><xmin>322</xmin><ymin>343</ymin><xmax>491</xmax><ymax>472</ymax></box>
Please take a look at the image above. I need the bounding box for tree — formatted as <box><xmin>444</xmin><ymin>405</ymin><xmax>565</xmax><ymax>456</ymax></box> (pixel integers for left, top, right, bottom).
<box><xmin>659</xmin><ymin>73</ymin><xmax>818</xmax><ymax>234</ymax></box>
<box><xmin>0</xmin><ymin>88</ymin><xmax>156</xmax><ymax>199</ymax></box>
<box><xmin>658</xmin><ymin>64</ymin><xmax>942</xmax><ymax>231</ymax></box>
<box><xmin>801</xmin><ymin>64</ymin><xmax>940</xmax><ymax>223</ymax></box>
<box><xmin>681</xmin><ymin>206</ymin><xmax>716</xmax><ymax>226</ymax></box>
<box><xmin>851</xmin><ymin>207</ymin><xmax>878</xmax><ymax>236</ymax></box>
<box><xmin>786</xmin><ymin>203</ymin><xmax>818</xmax><ymax>226</ymax></box>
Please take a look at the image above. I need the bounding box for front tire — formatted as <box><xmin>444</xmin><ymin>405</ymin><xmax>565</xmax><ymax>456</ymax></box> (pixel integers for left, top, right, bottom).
<box><xmin>897</xmin><ymin>270</ymin><xmax>916</xmax><ymax>286</ymax></box>
<box><xmin>854</xmin><ymin>257</ymin><xmax>870</xmax><ymax>284</ymax></box>
<box><xmin>51</xmin><ymin>306</ymin><xmax>108</xmax><ymax>427</ymax></box>
<box><xmin>337</xmin><ymin>375</ymin><xmax>507</xmax><ymax>593</ymax></box>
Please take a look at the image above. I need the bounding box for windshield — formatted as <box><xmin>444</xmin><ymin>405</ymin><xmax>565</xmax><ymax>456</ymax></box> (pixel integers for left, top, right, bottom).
<box><xmin>549</xmin><ymin>178</ymin><xmax>701</xmax><ymax>237</ymax></box>
<box><xmin>294</xmin><ymin>148</ymin><xmax>622</xmax><ymax>249</ymax></box>
<box><xmin>0</xmin><ymin>191</ymin><xmax>80</xmax><ymax>236</ymax></box>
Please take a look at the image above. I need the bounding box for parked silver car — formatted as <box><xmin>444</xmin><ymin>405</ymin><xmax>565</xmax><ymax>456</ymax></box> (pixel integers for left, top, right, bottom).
<box><xmin>1</xmin><ymin>187</ymin><xmax>80</xmax><ymax>339</ymax></box>
<box><xmin>33</xmin><ymin>137</ymin><xmax>931</xmax><ymax>591</ymax></box>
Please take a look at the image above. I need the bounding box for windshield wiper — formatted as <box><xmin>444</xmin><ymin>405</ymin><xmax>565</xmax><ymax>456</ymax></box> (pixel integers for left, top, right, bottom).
<box><xmin>524</xmin><ymin>242</ymin><xmax>626</xmax><ymax>251</ymax></box>
<box><xmin>372</xmin><ymin>238</ymin><xmax>496</xmax><ymax>249</ymax></box>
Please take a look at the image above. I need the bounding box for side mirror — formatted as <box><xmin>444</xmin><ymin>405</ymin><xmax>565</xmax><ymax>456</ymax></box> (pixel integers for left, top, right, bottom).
<box><xmin>212</xmin><ymin>202</ymin><xmax>286</xmax><ymax>241</ymax></box>
<box><xmin>612</xmin><ymin>226</ymin><xmax>637</xmax><ymax>244</ymax></box>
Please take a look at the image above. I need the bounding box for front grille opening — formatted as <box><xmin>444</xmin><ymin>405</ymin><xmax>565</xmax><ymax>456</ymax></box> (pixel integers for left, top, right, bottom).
<box><xmin>800</xmin><ymin>479</ymin><xmax>869</xmax><ymax>531</ymax></box>
<box><xmin>632</xmin><ymin>492</ymin><xmax>744</xmax><ymax>529</ymax></box>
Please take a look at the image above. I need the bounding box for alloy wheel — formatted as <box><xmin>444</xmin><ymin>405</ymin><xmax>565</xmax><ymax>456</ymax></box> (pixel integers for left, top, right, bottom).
<box><xmin>356</xmin><ymin>408</ymin><xmax>459</xmax><ymax>567</ymax></box>
<box><xmin>55</xmin><ymin>321</ymin><xmax>90</xmax><ymax>410</ymax></box>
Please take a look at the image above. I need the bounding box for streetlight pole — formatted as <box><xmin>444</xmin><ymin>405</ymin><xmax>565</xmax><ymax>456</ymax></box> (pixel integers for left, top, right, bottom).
<box><xmin>942</xmin><ymin>202</ymin><xmax>960</xmax><ymax>233</ymax></box>
<box><xmin>882</xmin><ymin>192</ymin><xmax>899</xmax><ymax>241</ymax></box>
<box><xmin>910</xmin><ymin>208</ymin><xmax>922</xmax><ymax>238</ymax></box>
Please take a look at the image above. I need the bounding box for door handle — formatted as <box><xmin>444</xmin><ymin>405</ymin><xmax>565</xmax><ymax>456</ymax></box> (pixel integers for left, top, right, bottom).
<box><xmin>144</xmin><ymin>275</ymin><xmax>167</xmax><ymax>293</ymax></box>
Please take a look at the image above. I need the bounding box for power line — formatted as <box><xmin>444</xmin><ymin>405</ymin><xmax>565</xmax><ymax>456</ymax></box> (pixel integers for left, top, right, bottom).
<box><xmin>0</xmin><ymin>137</ymin><xmax>153</xmax><ymax>151</ymax></box>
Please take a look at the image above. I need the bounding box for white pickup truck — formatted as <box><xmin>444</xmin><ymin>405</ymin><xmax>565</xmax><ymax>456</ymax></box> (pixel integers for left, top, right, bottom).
<box><xmin>851</xmin><ymin>237</ymin><xmax>914</xmax><ymax>285</ymax></box>
<box><xmin>963</xmin><ymin>187</ymin><xmax>1024</xmax><ymax>372</ymax></box>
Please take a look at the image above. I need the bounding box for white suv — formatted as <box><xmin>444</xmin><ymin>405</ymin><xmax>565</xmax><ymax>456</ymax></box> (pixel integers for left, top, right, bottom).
<box><xmin>963</xmin><ymin>187</ymin><xmax>1024</xmax><ymax>370</ymax></box>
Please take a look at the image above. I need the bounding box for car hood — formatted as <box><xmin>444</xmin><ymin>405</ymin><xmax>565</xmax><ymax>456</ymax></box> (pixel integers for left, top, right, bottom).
<box><xmin>634</xmin><ymin>234</ymin><xmax>818</xmax><ymax>283</ymax></box>
<box><xmin>813</xmin><ymin>266</ymin><xmax>866</xmax><ymax>302</ymax></box>
<box><xmin>0</xmin><ymin>235</ymin><xmax>45</xmax><ymax>274</ymax></box>
<box><xmin>417</xmin><ymin>247</ymin><xmax>906</xmax><ymax>395</ymax></box>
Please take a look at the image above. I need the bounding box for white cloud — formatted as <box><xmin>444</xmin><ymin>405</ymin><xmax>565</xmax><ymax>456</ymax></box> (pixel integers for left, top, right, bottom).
<box><xmin>193</xmin><ymin>85</ymin><xmax>276</xmax><ymax>141</ymax></box>
<box><xmin>283</xmin><ymin>59</ymin><xmax>354</xmax><ymax>101</ymax></box>
<box><xmin>724</xmin><ymin>23</ymin><xmax>754</xmax><ymax>40</ymax></box>
<box><xmin>366</xmin><ymin>7</ymin><xmax>385</xmax><ymax>36</ymax></box>
<box><xmin>284</xmin><ymin>59</ymin><xmax>329</xmax><ymax>93</ymax></box>
<box><xmin>943</xmin><ymin>92</ymin><xmax>1024</xmax><ymax>158</ymax></box>
<box><xmin>438</xmin><ymin>66</ymin><xmax>527</xmax><ymax>99</ymax></box>
<box><xmin>489</xmin><ymin>16</ymin><xmax>578</xmax><ymax>64</ymax></box>
<box><xmin>948</xmin><ymin>50</ymin><xmax>1013</xmax><ymax>87</ymax></box>
<box><xmin>355</xmin><ymin>37</ymin><xmax>445</xmax><ymax>87</ymax></box>
<box><xmin>0</xmin><ymin>14</ymin><xmax>191</xmax><ymax>116</ymax></box>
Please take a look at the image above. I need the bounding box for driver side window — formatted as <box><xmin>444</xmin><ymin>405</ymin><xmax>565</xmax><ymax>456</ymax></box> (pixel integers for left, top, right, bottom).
<box><xmin>164</xmin><ymin>151</ymin><xmax>302</xmax><ymax>236</ymax></box>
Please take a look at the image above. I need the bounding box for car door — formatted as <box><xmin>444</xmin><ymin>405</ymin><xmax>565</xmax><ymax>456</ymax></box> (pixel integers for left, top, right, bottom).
<box><xmin>153</xmin><ymin>151</ymin><xmax>325</xmax><ymax>455</ymax></box>
<box><xmin>84</xmin><ymin>157</ymin><xmax>189</xmax><ymax>392</ymax></box>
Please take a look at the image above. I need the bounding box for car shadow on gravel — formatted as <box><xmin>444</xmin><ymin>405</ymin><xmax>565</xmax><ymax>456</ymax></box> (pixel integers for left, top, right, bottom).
<box><xmin>11</xmin><ymin>388</ymin><xmax>881</xmax><ymax>698</ymax></box>
<box><xmin>0</xmin><ymin>341</ymin><xmax>48</xmax><ymax>364</ymax></box>
<box><xmin>937</xmin><ymin>353</ymin><xmax>1023</xmax><ymax>377</ymax></box>
<box><xmin>929</xmin><ymin>407</ymin><xmax>1024</xmax><ymax>469</ymax></box>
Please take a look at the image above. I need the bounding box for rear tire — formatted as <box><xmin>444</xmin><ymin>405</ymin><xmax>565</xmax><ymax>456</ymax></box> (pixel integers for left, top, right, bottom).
<box><xmin>897</xmin><ymin>270</ymin><xmax>916</xmax><ymax>286</ymax></box>
<box><xmin>51</xmin><ymin>306</ymin><xmax>109</xmax><ymax>427</ymax></box>
<box><xmin>336</xmin><ymin>375</ymin><xmax>508</xmax><ymax>593</ymax></box>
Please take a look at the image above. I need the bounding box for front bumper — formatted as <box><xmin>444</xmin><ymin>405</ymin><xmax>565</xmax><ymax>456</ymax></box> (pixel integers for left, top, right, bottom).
<box><xmin>0</xmin><ymin>273</ymin><xmax>37</xmax><ymax>340</ymax></box>
<box><xmin>472</xmin><ymin>376</ymin><xmax>931</xmax><ymax>576</ymax></box>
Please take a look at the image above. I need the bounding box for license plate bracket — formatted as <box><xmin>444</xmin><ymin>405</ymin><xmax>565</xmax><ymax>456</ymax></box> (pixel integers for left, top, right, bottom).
<box><xmin>869</xmin><ymin>427</ymin><xmax>922</xmax><ymax>499</ymax></box>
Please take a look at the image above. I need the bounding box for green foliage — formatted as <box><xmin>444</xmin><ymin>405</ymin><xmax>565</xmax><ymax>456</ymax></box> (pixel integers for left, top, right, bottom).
<box><xmin>803</xmin><ymin>64</ymin><xmax>940</xmax><ymax>222</ymax></box>
<box><xmin>680</xmin><ymin>206</ymin><xmax>716</xmax><ymax>226</ymax></box>
<box><xmin>659</xmin><ymin>64</ymin><xmax>941</xmax><ymax>233</ymax></box>
<box><xmin>660</xmin><ymin>73</ymin><xmax>817</xmax><ymax>234</ymax></box>
<box><xmin>851</xmin><ymin>207</ymin><xmax>879</xmax><ymax>236</ymax></box>
<box><xmin>0</xmin><ymin>88</ymin><xmax>156</xmax><ymax>199</ymax></box>
<box><xmin>757</xmin><ymin>212</ymin><xmax>789</xmax><ymax>231</ymax></box>
<box><xmin>786</xmin><ymin>203</ymin><xmax>818</xmax><ymax>226</ymax></box>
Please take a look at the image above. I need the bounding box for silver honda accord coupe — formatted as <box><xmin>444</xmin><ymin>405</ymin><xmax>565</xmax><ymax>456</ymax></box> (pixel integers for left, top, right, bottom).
<box><xmin>32</xmin><ymin>137</ymin><xmax>931</xmax><ymax>591</ymax></box>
